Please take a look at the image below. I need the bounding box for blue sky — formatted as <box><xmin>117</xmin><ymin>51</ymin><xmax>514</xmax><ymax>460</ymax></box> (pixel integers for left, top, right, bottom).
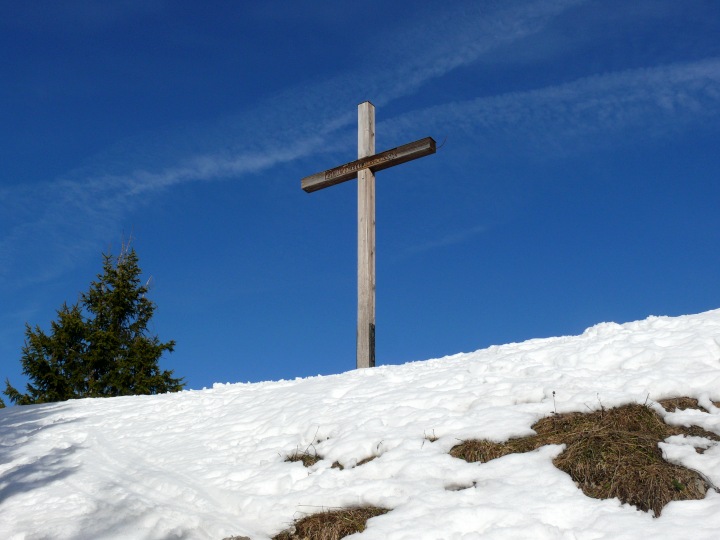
<box><xmin>2</xmin><ymin>0</ymin><xmax>720</xmax><ymax>393</ymax></box>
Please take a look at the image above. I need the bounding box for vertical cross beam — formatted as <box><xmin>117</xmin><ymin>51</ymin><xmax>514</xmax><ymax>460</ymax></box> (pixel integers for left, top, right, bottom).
<box><xmin>357</xmin><ymin>101</ymin><xmax>376</xmax><ymax>368</ymax></box>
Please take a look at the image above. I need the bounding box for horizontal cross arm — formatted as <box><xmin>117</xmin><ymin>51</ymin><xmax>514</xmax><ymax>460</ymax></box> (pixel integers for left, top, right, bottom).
<box><xmin>301</xmin><ymin>136</ymin><xmax>436</xmax><ymax>193</ymax></box>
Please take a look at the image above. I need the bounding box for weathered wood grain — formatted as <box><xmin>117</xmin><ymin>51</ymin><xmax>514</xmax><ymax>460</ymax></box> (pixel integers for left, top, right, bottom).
<box><xmin>357</xmin><ymin>101</ymin><xmax>376</xmax><ymax>369</ymax></box>
<box><xmin>301</xmin><ymin>137</ymin><xmax>436</xmax><ymax>193</ymax></box>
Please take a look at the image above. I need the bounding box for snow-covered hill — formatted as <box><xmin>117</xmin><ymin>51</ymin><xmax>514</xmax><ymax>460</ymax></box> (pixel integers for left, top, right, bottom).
<box><xmin>2</xmin><ymin>311</ymin><xmax>720</xmax><ymax>539</ymax></box>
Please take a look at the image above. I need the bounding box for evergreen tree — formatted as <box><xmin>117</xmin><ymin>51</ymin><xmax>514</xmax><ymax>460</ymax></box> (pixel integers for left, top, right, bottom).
<box><xmin>4</xmin><ymin>244</ymin><xmax>183</xmax><ymax>405</ymax></box>
<box><xmin>81</xmin><ymin>246</ymin><xmax>182</xmax><ymax>396</ymax></box>
<box><xmin>4</xmin><ymin>303</ymin><xmax>87</xmax><ymax>405</ymax></box>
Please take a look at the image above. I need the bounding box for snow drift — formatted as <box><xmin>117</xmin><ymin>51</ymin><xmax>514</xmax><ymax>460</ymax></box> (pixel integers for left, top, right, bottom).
<box><xmin>2</xmin><ymin>310</ymin><xmax>720</xmax><ymax>539</ymax></box>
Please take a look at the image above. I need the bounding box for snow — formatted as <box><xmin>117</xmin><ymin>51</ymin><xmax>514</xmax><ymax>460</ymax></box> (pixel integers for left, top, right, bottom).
<box><xmin>2</xmin><ymin>310</ymin><xmax>720</xmax><ymax>539</ymax></box>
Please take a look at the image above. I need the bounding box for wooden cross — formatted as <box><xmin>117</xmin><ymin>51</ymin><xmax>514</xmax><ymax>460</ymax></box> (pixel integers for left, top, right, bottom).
<box><xmin>302</xmin><ymin>101</ymin><xmax>436</xmax><ymax>369</ymax></box>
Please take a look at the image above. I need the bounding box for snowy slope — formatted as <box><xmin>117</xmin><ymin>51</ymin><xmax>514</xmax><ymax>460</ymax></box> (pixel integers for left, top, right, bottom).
<box><xmin>2</xmin><ymin>310</ymin><xmax>720</xmax><ymax>539</ymax></box>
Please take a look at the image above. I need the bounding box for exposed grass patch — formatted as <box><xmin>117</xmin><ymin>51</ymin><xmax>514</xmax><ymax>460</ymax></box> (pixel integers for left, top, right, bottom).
<box><xmin>450</xmin><ymin>400</ymin><xmax>720</xmax><ymax>516</ymax></box>
<box><xmin>659</xmin><ymin>397</ymin><xmax>720</xmax><ymax>413</ymax></box>
<box><xmin>444</xmin><ymin>481</ymin><xmax>476</xmax><ymax>491</ymax></box>
<box><xmin>273</xmin><ymin>506</ymin><xmax>389</xmax><ymax>540</ymax></box>
<box><xmin>356</xmin><ymin>456</ymin><xmax>376</xmax><ymax>466</ymax></box>
<box><xmin>330</xmin><ymin>455</ymin><xmax>376</xmax><ymax>471</ymax></box>
<box><xmin>286</xmin><ymin>448</ymin><xmax>321</xmax><ymax>468</ymax></box>
<box><xmin>658</xmin><ymin>397</ymin><xmax>706</xmax><ymax>413</ymax></box>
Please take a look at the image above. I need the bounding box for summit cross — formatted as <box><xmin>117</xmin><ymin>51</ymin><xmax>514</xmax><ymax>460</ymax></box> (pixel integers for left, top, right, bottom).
<box><xmin>301</xmin><ymin>101</ymin><xmax>436</xmax><ymax>369</ymax></box>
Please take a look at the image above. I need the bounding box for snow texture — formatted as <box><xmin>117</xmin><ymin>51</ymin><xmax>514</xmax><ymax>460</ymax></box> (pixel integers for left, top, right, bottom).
<box><xmin>2</xmin><ymin>310</ymin><xmax>720</xmax><ymax>539</ymax></box>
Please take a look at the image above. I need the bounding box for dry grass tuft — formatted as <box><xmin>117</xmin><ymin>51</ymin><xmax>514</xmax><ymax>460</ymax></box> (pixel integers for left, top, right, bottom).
<box><xmin>356</xmin><ymin>456</ymin><xmax>376</xmax><ymax>466</ymax></box>
<box><xmin>286</xmin><ymin>448</ymin><xmax>321</xmax><ymax>468</ymax></box>
<box><xmin>658</xmin><ymin>397</ymin><xmax>706</xmax><ymax>412</ymax></box>
<box><xmin>330</xmin><ymin>456</ymin><xmax>376</xmax><ymax>471</ymax></box>
<box><xmin>450</xmin><ymin>400</ymin><xmax>719</xmax><ymax>516</ymax></box>
<box><xmin>273</xmin><ymin>506</ymin><xmax>389</xmax><ymax>540</ymax></box>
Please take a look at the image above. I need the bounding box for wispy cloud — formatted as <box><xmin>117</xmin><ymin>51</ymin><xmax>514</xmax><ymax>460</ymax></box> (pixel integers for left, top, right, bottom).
<box><xmin>381</xmin><ymin>58</ymin><xmax>720</xmax><ymax>154</ymax></box>
<box><xmin>3</xmin><ymin>0</ymin><xmax>718</xmax><ymax>304</ymax></box>
<box><xmin>1</xmin><ymin>0</ymin><xmax>588</xmax><ymax>288</ymax></box>
<box><xmin>5</xmin><ymin>52</ymin><xmax>718</xmax><ymax>284</ymax></box>
<box><xmin>366</xmin><ymin>0</ymin><xmax>589</xmax><ymax>106</ymax></box>
<box><xmin>0</xmin><ymin>136</ymin><xmax>326</xmax><ymax>286</ymax></box>
<box><xmin>18</xmin><ymin>0</ymin><xmax>720</xmax><ymax>287</ymax></box>
<box><xmin>374</xmin><ymin>57</ymin><xmax>720</xmax><ymax>256</ymax></box>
